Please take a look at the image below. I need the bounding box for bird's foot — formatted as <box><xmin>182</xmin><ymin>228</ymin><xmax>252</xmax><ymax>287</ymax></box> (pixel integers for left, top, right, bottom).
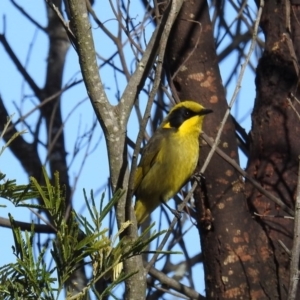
<box><xmin>193</xmin><ymin>172</ymin><xmax>206</xmax><ymax>184</ymax></box>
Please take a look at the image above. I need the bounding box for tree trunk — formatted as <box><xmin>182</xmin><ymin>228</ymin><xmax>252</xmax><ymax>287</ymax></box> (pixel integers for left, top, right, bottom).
<box><xmin>246</xmin><ymin>1</ymin><xmax>300</xmax><ymax>298</ymax></box>
<box><xmin>166</xmin><ymin>0</ymin><xmax>280</xmax><ymax>298</ymax></box>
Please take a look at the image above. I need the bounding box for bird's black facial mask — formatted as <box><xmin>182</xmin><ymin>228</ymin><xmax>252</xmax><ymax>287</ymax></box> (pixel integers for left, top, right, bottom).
<box><xmin>167</xmin><ymin>107</ymin><xmax>198</xmax><ymax>128</ymax></box>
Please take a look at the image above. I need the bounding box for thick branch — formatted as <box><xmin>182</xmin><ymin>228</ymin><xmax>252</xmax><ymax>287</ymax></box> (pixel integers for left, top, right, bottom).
<box><xmin>0</xmin><ymin>217</ymin><xmax>55</xmax><ymax>233</ymax></box>
<box><xmin>67</xmin><ymin>0</ymin><xmax>112</xmax><ymax>133</ymax></box>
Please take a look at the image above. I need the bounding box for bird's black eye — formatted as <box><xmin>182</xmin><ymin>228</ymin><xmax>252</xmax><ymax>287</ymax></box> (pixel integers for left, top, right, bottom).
<box><xmin>184</xmin><ymin>110</ymin><xmax>190</xmax><ymax>117</ymax></box>
<box><xmin>167</xmin><ymin>107</ymin><xmax>196</xmax><ymax>128</ymax></box>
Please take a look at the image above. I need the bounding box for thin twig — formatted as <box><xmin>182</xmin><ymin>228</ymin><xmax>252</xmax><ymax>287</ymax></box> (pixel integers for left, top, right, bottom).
<box><xmin>128</xmin><ymin>0</ymin><xmax>185</xmax><ymax>226</ymax></box>
<box><xmin>11</xmin><ymin>0</ymin><xmax>46</xmax><ymax>32</ymax></box>
<box><xmin>171</xmin><ymin>19</ymin><xmax>202</xmax><ymax>80</ymax></box>
<box><xmin>148</xmin><ymin>267</ymin><xmax>205</xmax><ymax>300</ymax></box>
<box><xmin>66</xmin><ymin>118</ymin><xmax>99</xmax><ymax>219</ymax></box>
<box><xmin>147</xmin><ymin>0</ymin><xmax>265</xmax><ymax>271</ymax></box>
<box><xmin>146</xmin><ymin>182</ymin><xmax>197</xmax><ymax>271</ymax></box>
<box><xmin>287</xmin><ymin>94</ymin><xmax>300</xmax><ymax>121</ymax></box>
<box><xmin>278</xmin><ymin>239</ymin><xmax>291</xmax><ymax>256</ymax></box>
<box><xmin>0</xmin><ymin>34</ymin><xmax>42</xmax><ymax>98</ymax></box>
<box><xmin>46</xmin><ymin>0</ymin><xmax>77</xmax><ymax>48</ymax></box>
<box><xmin>126</xmin><ymin>85</ymin><xmax>157</xmax><ymax>223</ymax></box>
<box><xmin>287</xmin><ymin>157</ymin><xmax>300</xmax><ymax>300</ymax></box>
<box><xmin>27</xmin><ymin>207</ymin><xmax>57</xmax><ymax>232</ymax></box>
<box><xmin>254</xmin><ymin>212</ymin><xmax>294</xmax><ymax>220</ymax></box>
<box><xmin>202</xmin><ymin>133</ymin><xmax>294</xmax><ymax>216</ymax></box>
<box><xmin>201</xmin><ymin>0</ymin><xmax>264</xmax><ymax>173</ymax></box>
<box><xmin>5</xmin><ymin>81</ymin><xmax>80</xmax><ymax>135</ymax></box>
<box><xmin>44</xmin><ymin>97</ymin><xmax>88</xmax><ymax>165</ymax></box>
<box><xmin>119</xmin><ymin>0</ymin><xmax>182</xmax><ymax>114</ymax></box>
<box><xmin>107</xmin><ymin>0</ymin><xmax>144</xmax><ymax>53</ymax></box>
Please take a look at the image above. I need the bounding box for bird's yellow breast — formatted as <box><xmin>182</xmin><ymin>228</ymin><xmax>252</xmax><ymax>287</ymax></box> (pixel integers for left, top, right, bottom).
<box><xmin>134</xmin><ymin>118</ymin><xmax>201</xmax><ymax>224</ymax></box>
<box><xmin>156</xmin><ymin>129</ymin><xmax>199</xmax><ymax>200</ymax></box>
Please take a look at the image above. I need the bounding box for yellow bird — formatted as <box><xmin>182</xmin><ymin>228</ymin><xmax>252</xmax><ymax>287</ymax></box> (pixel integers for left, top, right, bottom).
<box><xmin>134</xmin><ymin>101</ymin><xmax>212</xmax><ymax>225</ymax></box>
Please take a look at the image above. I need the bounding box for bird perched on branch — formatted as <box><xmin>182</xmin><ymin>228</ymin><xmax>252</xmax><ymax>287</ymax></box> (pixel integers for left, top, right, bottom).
<box><xmin>134</xmin><ymin>101</ymin><xmax>212</xmax><ymax>225</ymax></box>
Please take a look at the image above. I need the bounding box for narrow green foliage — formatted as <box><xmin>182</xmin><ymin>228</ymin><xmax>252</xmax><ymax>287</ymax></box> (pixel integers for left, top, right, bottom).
<box><xmin>0</xmin><ymin>176</ymin><xmax>44</xmax><ymax>205</ymax></box>
<box><xmin>119</xmin><ymin>224</ymin><xmax>174</xmax><ymax>259</ymax></box>
<box><xmin>0</xmin><ymin>115</ymin><xmax>26</xmax><ymax>157</ymax></box>
<box><xmin>0</xmin><ymin>217</ymin><xmax>55</xmax><ymax>300</ymax></box>
<box><xmin>29</xmin><ymin>169</ymin><xmax>65</xmax><ymax>218</ymax></box>
<box><xmin>0</xmin><ymin>169</ymin><xmax>144</xmax><ymax>299</ymax></box>
<box><xmin>1</xmin><ymin>164</ymin><xmax>171</xmax><ymax>299</ymax></box>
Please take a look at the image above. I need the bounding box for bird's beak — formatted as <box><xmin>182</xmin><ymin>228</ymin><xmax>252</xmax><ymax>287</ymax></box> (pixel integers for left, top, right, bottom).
<box><xmin>200</xmin><ymin>109</ymin><xmax>213</xmax><ymax>116</ymax></box>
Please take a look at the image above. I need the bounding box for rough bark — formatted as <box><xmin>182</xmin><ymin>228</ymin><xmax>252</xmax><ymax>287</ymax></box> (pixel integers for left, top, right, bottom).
<box><xmin>166</xmin><ymin>1</ymin><xmax>279</xmax><ymax>298</ymax></box>
<box><xmin>246</xmin><ymin>1</ymin><xmax>300</xmax><ymax>298</ymax></box>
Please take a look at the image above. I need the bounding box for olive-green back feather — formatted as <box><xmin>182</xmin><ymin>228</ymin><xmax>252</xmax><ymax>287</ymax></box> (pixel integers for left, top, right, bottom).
<box><xmin>133</xmin><ymin>128</ymin><xmax>175</xmax><ymax>194</ymax></box>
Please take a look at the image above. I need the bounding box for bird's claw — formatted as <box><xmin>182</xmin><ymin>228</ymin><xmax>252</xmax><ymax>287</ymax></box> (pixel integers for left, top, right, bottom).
<box><xmin>193</xmin><ymin>172</ymin><xmax>206</xmax><ymax>184</ymax></box>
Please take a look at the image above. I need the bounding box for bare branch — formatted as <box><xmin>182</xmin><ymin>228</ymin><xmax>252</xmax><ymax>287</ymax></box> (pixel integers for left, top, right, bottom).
<box><xmin>0</xmin><ymin>97</ymin><xmax>42</xmax><ymax>177</ymax></box>
<box><xmin>287</xmin><ymin>157</ymin><xmax>300</xmax><ymax>300</ymax></box>
<box><xmin>0</xmin><ymin>216</ymin><xmax>56</xmax><ymax>233</ymax></box>
<box><xmin>126</xmin><ymin>0</ymin><xmax>185</xmax><ymax>228</ymax></box>
<box><xmin>148</xmin><ymin>267</ymin><xmax>205</xmax><ymax>300</ymax></box>
<box><xmin>202</xmin><ymin>132</ymin><xmax>294</xmax><ymax>216</ymax></box>
<box><xmin>120</xmin><ymin>0</ymin><xmax>184</xmax><ymax>115</ymax></box>
<box><xmin>200</xmin><ymin>0</ymin><xmax>264</xmax><ymax>173</ymax></box>
<box><xmin>67</xmin><ymin>0</ymin><xmax>113</xmax><ymax>133</ymax></box>
<box><xmin>0</xmin><ymin>34</ymin><xmax>42</xmax><ymax>98</ymax></box>
<box><xmin>11</xmin><ymin>0</ymin><xmax>46</xmax><ymax>32</ymax></box>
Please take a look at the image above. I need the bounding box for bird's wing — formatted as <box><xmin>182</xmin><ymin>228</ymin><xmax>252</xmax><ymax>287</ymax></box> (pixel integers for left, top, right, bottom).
<box><xmin>133</xmin><ymin>128</ymin><xmax>174</xmax><ymax>193</ymax></box>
